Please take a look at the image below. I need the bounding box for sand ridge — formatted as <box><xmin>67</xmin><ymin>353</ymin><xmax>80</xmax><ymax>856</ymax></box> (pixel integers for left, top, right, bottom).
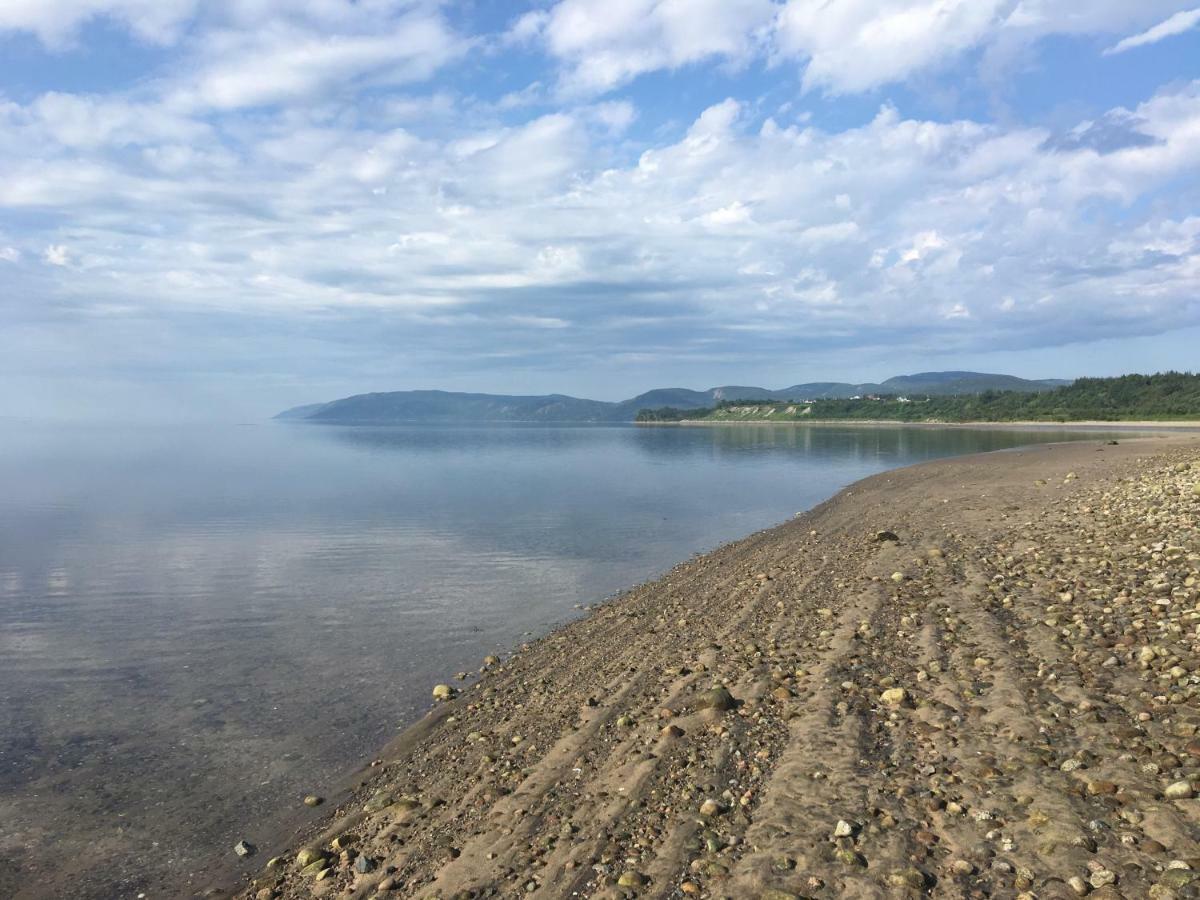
<box><xmin>232</xmin><ymin>434</ymin><xmax>1200</xmax><ymax>899</ymax></box>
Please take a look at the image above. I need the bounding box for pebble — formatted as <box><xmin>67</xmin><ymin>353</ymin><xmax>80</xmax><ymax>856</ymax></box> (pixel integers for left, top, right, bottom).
<box><xmin>353</xmin><ymin>855</ymin><xmax>375</xmax><ymax>874</ymax></box>
<box><xmin>1164</xmin><ymin>781</ymin><xmax>1194</xmax><ymax>799</ymax></box>
<box><xmin>295</xmin><ymin>848</ymin><xmax>325</xmax><ymax>868</ymax></box>
<box><xmin>695</xmin><ymin>686</ymin><xmax>737</xmax><ymax>711</ymax></box>
<box><xmin>880</xmin><ymin>687</ymin><xmax>907</xmax><ymax>706</ymax></box>
<box><xmin>432</xmin><ymin>684</ymin><xmax>455</xmax><ymax>701</ymax></box>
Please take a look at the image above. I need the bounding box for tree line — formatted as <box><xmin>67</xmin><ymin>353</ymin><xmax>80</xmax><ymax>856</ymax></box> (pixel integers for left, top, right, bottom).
<box><xmin>636</xmin><ymin>372</ymin><xmax>1200</xmax><ymax>423</ymax></box>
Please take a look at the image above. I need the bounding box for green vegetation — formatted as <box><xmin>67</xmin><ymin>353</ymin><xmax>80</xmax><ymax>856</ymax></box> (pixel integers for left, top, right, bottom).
<box><xmin>636</xmin><ymin>373</ymin><xmax>1200</xmax><ymax>424</ymax></box>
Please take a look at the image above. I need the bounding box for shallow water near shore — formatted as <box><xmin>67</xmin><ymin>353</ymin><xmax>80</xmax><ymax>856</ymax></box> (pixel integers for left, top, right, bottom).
<box><xmin>0</xmin><ymin>421</ymin><xmax>1132</xmax><ymax>897</ymax></box>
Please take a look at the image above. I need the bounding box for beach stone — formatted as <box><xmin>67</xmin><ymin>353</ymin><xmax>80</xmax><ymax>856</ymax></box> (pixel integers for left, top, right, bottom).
<box><xmin>1164</xmin><ymin>781</ymin><xmax>1194</xmax><ymax>799</ymax></box>
<box><xmin>329</xmin><ymin>834</ymin><xmax>356</xmax><ymax>851</ymax></box>
<box><xmin>363</xmin><ymin>791</ymin><xmax>394</xmax><ymax>812</ymax></box>
<box><xmin>836</xmin><ymin>848</ymin><xmax>867</xmax><ymax>868</ymax></box>
<box><xmin>1090</xmin><ymin>869</ymin><xmax>1117</xmax><ymax>889</ymax></box>
<box><xmin>303</xmin><ymin>795</ymin><xmax>323</xmax><ymax>807</ymax></box>
<box><xmin>233</xmin><ymin>839</ymin><xmax>255</xmax><ymax>857</ymax></box>
<box><xmin>432</xmin><ymin>684</ymin><xmax>455</xmax><ymax>701</ymax></box>
<box><xmin>875</xmin><ymin>530</ymin><xmax>900</xmax><ymax>543</ymax></box>
<box><xmin>300</xmin><ymin>860</ymin><xmax>327</xmax><ymax>877</ymax></box>
<box><xmin>616</xmin><ymin>871</ymin><xmax>647</xmax><ymax>887</ymax></box>
<box><xmin>880</xmin><ymin>687</ymin><xmax>908</xmax><ymax>706</ymax></box>
<box><xmin>696</xmin><ymin>687</ymin><xmax>737</xmax><ymax>711</ymax></box>
<box><xmin>1160</xmin><ymin>869</ymin><xmax>1199</xmax><ymax>889</ymax></box>
<box><xmin>296</xmin><ymin>848</ymin><xmax>325</xmax><ymax>867</ymax></box>
<box><xmin>889</xmin><ymin>867</ymin><xmax>927</xmax><ymax>889</ymax></box>
<box><xmin>353</xmin><ymin>855</ymin><xmax>375</xmax><ymax>874</ymax></box>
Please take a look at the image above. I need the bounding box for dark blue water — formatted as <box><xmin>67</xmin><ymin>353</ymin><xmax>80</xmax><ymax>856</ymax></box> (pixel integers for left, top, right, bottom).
<box><xmin>0</xmin><ymin>421</ymin><xmax>1118</xmax><ymax>897</ymax></box>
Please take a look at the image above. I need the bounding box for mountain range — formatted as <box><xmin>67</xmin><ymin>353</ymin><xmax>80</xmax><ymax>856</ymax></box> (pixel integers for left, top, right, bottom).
<box><xmin>277</xmin><ymin>371</ymin><xmax>1071</xmax><ymax>424</ymax></box>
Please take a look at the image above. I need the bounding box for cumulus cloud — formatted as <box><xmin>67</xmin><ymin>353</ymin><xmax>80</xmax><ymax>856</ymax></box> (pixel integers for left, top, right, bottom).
<box><xmin>7</xmin><ymin>77</ymin><xmax>1199</xmax><ymax>360</ymax></box>
<box><xmin>0</xmin><ymin>0</ymin><xmax>199</xmax><ymax>47</ymax></box>
<box><xmin>775</xmin><ymin>0</ymin><xmax>1007</xmax><ymax>94</ymax></box>
<box><xmin>1105</xmin><ymin>7</ymin><xmax>1200</xmax><ymax>55</ymax></box>
<box><xmin>526</xmin><ymin>0</ymin><xmax>776</xmax><ymax>95</ymax></box>
<box><xmin>514</xmin><ymin>0</ymin><xmax>1199</xmax><ymax>96</ymax></box>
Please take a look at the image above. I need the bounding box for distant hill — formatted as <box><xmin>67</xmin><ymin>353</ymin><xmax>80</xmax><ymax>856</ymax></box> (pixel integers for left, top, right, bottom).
<box><xmin>293</xmin><ymin>390</ymin><xmax>615</xmax><ymax>424</ymax></box>
<box><xmin>876</xmin><ymin>371</ymin><xmax>1071</xmax><ymax>396</ymax></box>
<box><xmin>637</xmin><ymin>372</ymin><xmax>1200</xmax><ymax>424</ymax></box>
<box><xmin>276</xmin><ymin>371</ymin><xmax>1073</xmax><ymax>424</ymax></box>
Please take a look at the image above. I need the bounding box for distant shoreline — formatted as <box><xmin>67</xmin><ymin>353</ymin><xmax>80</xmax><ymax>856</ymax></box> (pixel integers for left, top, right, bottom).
<box><xmin>638</xmin><ymin>418</ymin><xmax>1200</xmax><ymax>430</ymax></box>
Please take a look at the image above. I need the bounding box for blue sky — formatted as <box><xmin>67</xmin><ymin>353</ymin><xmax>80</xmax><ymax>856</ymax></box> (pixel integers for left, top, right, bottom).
<box><xmin>1</xmin><ymin>1</ymin><xmax>1199</xmax><ymax>419</ymax></box>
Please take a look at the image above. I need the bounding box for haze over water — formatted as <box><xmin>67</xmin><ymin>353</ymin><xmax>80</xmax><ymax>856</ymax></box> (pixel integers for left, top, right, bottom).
<box><xmin>0</xmin><ymin>421</ymin><xmax>1117</xmax><ymax>897</ymax></box>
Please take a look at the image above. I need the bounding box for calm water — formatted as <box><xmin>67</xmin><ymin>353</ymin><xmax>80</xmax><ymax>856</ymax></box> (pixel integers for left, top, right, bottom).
<box><xmin>0</xmin><ymin>421</ymin><xmax>1117</xmax><ymax>897</ymax></box>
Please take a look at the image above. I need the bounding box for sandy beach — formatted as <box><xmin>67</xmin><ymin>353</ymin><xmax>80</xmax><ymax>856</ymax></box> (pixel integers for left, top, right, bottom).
<box><xmin>229</xmin><ymin>433</ymin><xmax>1200</xmax><ymax>899</ymax></box>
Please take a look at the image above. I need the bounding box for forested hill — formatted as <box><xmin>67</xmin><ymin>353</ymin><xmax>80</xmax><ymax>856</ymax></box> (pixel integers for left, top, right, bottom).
<box><xmin>276</xmin><ymin>371</ymin><xmax>1068</xmax><ymax>424</ymax></box>
<box><xmin>636</xmin><ymin>373</ymin><xmax>1200</xmax><ymax>424</ymax></box>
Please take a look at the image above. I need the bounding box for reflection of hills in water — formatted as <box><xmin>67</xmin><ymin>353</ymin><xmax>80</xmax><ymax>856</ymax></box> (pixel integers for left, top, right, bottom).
<box><xmin>674</xmin><ymin>423</ymin><xmax>1109</xmax><ymax>460</ymax></box>
<box><xmin>316</xmin><ymin>420</ymin><xmax>1110</xmax><ymax>465</ymax></box>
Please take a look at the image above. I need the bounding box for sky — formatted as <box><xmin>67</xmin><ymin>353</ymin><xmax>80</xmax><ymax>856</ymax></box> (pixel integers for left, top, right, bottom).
<box><xmin>1</xmin><ymin>0</ymin><xmax>1199</xmax><ymax>420</ymax></box>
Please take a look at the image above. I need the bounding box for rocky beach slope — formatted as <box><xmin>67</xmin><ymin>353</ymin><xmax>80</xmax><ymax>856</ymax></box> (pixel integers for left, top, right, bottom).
<box><xmin>234</xmin><ymin>435</ymin><xmax>1200</xmax><ymax>900</ymax></box>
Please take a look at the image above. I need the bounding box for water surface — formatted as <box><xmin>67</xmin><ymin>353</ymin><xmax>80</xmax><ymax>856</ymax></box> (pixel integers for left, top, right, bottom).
<box><xmin>0</xmin><ymin>421</ymin><xmax>1119</xmax><ymax>897</ymax></box>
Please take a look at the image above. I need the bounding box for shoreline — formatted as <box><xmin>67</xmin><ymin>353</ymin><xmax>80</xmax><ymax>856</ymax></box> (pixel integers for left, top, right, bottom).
<box><xmin>640</xmin><ymin>418</ymin><xmax>1200</xmax><ymax>430</ymax></box>
<box><xmin>232</xmin><ymin>433</ymin><xmax>1200</xmax><ymax>899</ymax></box>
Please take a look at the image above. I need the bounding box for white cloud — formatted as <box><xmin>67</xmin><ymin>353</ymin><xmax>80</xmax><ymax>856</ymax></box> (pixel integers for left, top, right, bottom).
<box><xmin>774</xmin><ymin>0</ymin><xmax>1200</xmax><ymax>94</ymax></box>
<box><xmin>0</xmin><ymin>0</ymin><xmax>198</xmax><ymax>47</ymax></box>
<box><xmin>702</xmin><ymin>201</ymin><xmax>753</xmax><ymax>226</ymax></box>
<box><xmin>44</xmin><ymin>245</ymin><xmax>70</xmax><ymax>266</ymax></box>
<box><xmin>0</xmin><ymin>246</ymin><xmax>19</xmax><ymax>263</ymax></box>
<box><xmin>30</xmin><ymin>92</ymin><xmax>207</xmax><ymax>148</ymax></box>
<box><xmin>520</xmin><ymin>0</ymin><xmax>1200</xmax><ymax>98</ymax></box>
<box><xmin>531</xmin><ymin>0</ymin><xmax>776</xmax><ymax>95</ymax></box>
<box><xmin>1105</xmin><ymin>7</ymin><xmax>1200</xmax><ymax>54</ymax></box>
<box><xmin>776</xmin><ymin>0</ymin><xmax>1008</xmax><ymax>94</ymax></box>
<box><xmin>178</xmin><ymin>14</ymin><xmax>464</xmax><ymax>111</ymax></box>
<box><xmin>798</xmin><ymin>221</ymin><xmax>861</xmax><ymax>244</ymax></box>
<box><xmin>898</xmin><ymin>230</ymin><xmax>947</xmax><ymax>264</ymax></box>
<box><xmin>7</xmin><ymin>78</ymin><xmax>1198</xmax><ymax>360</ymax></box>
<box><xmin>586</xmin><ymin>100</ymin><xmax>637</xmax><ymax>134</ymax></box>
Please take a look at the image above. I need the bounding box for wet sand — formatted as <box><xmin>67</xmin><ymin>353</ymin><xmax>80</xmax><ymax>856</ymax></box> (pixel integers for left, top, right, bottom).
<box><xmin>231</xmin><ymin>434</ymin><xmax>1200</xmax><ymax>899</ymax></box>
